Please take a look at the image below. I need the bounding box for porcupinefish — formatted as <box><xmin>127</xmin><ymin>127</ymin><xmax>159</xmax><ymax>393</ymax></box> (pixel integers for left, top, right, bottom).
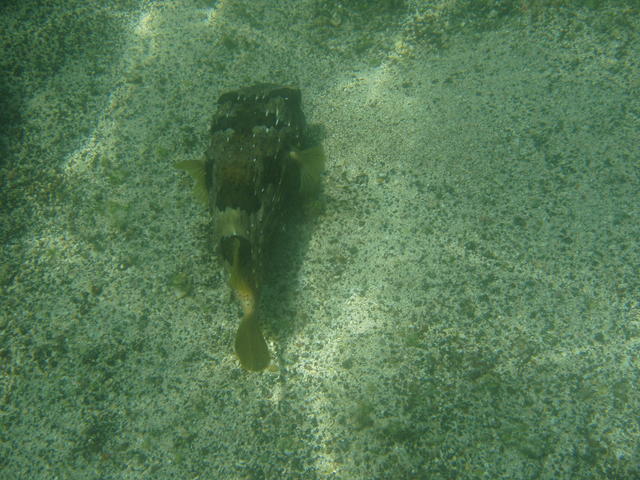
<box><xmin>176</xmin><ymin>84</ymin><xmax>324</xmax><ymax>371</ymax></box>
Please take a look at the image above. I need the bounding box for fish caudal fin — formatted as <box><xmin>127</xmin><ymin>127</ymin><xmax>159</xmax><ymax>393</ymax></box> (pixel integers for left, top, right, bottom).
<box><xmin>235</xmin><ymin>312</ymin><xmax>270</xmax><ymax>371</ymax></box>
<box><xmin>228</xmin><ymin>237</ymin><xmax>270</xmax><ymax>371</ymax></box>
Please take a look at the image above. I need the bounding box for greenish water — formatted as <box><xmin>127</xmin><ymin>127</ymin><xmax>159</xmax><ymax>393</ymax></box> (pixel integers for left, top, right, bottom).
<box><xmin>1</xmin><ymin>1</ymin><xmax>638</xmax><ymax>479</ymax></box>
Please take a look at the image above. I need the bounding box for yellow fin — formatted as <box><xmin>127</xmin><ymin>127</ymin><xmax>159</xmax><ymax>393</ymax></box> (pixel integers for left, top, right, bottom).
<box><xmin>290</xmin><ymin>144</ymin><xmax>325</xmax><ymax>196</ymax></box>
<box><xmin>235</xmin><ymin>311</ymin><xmax>270</xmax><ymax>372</ymax></box>
<box><xmin>175</xmin><ymin>160</ymin><xmax>208</xmax><ymax>205</ymax></box>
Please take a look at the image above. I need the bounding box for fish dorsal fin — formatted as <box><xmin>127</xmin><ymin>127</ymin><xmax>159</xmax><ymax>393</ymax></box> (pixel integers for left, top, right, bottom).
<box><xmin>290</xmin><ymin>145</ymin><xmax>325</xmax><ymax>197</ymax></box>
<box><xmin>175</xmin><ymin>160</ymin><xmax>208</xmax><ymax>205</ymax></box>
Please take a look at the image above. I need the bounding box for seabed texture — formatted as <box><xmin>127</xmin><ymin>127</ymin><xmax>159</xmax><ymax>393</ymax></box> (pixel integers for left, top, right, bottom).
<box><xmin>1</xmin><ymin>1</ymin><xmax>639</xmax><ymax>479</ymax></box>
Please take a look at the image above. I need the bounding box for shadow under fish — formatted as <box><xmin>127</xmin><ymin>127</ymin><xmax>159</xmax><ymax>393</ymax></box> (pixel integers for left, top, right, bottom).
<box><xmin>176</xmin><ymin>84</ymin><xmax>324</xmax><ymax>371</ymax></box>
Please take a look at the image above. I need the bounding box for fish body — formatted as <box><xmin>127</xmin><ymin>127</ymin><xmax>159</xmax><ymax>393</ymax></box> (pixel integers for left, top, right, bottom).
<box><xmin>177</xmin><ymin>84</ymin><xmax>324</xmax><ymax>371</ymax></box>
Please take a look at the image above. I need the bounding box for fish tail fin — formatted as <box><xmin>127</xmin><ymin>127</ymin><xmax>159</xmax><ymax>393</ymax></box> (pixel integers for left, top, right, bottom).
<box><xmin>228</xmin><ymin>237</ymin><xmax>270</xmax><ymax>371</ymax></box>
<box><xmin>235</xmin><ymin>311</ymin><xmax>270</xmax><ymax>371</ymax></box>
<box><xmin>290</xmin><ymin>144</ymin><xmax>325</xmax><ymax>197</ymax></box>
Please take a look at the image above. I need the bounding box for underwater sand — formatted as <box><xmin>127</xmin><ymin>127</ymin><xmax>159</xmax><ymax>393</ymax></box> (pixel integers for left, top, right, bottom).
<box><xmin>1</xmin><ymin>1</ymin><xmax>639</xmax><ymax>478</ymax></box>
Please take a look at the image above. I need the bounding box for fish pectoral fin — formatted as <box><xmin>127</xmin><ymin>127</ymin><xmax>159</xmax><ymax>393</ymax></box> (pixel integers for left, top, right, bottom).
<box><xmin>175</xmin><ymin>160</ymin><xmax>208</xmax><ymax>205</ymax></box>
<box><xmin>175</xmin><ymin>159</ymin><xmax>205</xmax><ymax>180</ymax></box>
<box><xmin>235</xmin><ymin>312</ymin><xmax>270</xmax><ymax>371</ymax></box>
<box><xmin>290</xmin><ymin>144</ymin><xmax>325</xmax><ymax>196</ymax></box>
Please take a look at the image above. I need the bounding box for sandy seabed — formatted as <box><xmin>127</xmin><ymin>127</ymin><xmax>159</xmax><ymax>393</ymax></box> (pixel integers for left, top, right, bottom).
<box><xmin>1</xmin><ymin>1</ymin><xmax>639</xmax><ymax>478</ymax></box>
